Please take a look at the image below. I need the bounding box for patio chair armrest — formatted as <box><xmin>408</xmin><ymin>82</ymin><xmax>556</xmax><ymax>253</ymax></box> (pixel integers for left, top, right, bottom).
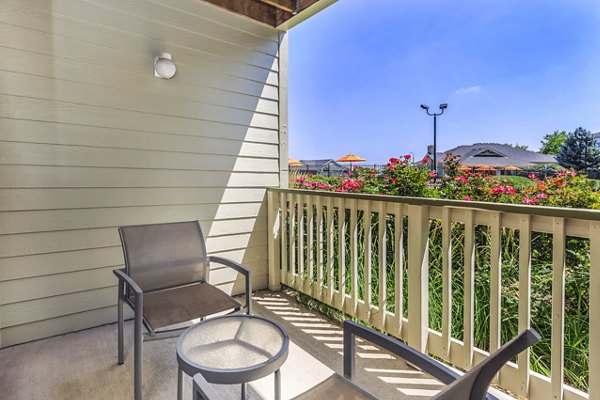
<box><xmin>113</xmin><ymin>268</ymin><xmax>143</xmax><ymax>296</ymax></box>
<box><xmin>208</xmin><ymin>256</ymin><xmax>252</xmax><ymax>314</ymax></box>
<box><xmin>343</xmin><ymin>320</ymin><xmax>461</xmax><ymax>385</ymax></box>
<box><xmin>192</xmin><ymin>373</ymin><xmax>224</xmax><ymax>400</ymax></box>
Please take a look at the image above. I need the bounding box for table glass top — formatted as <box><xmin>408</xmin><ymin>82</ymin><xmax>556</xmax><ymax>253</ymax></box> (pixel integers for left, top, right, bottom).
<box><xmin>180</xmin><ymin>316</ymin><xmax>286</xmax><ymax>370</ymax></box>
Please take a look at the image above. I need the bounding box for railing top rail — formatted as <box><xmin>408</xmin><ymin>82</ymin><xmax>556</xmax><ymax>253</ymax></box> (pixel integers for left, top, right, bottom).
<box><xmin>269</xmin><ymin>188</ymin><xmax>600</xmax><ymax>222</ymax></box>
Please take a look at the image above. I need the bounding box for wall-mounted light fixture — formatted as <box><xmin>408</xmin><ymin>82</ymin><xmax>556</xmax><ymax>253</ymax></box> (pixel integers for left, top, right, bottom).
<box><xmin>154</xmin><ymin>52</ymin><xmax>176</xmax><ymax>79</ymax></box>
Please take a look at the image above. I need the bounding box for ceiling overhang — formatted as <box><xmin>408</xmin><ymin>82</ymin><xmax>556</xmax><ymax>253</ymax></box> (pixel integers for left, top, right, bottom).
<box><xmin>200</xmin><ymin>0</ymin><xmax>337</xmax><ymax>29</ymax></box>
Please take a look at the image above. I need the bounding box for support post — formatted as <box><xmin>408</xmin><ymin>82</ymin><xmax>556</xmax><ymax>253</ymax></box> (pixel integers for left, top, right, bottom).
<box><xmin>268</xmin><ymin>190</ymin><xmax>282</xmax><ymax>291</ymax></box>
<box><xmin>407</xmin><ymin>205</ymin><xmax>429</xmax><ymax>352</ymax></box>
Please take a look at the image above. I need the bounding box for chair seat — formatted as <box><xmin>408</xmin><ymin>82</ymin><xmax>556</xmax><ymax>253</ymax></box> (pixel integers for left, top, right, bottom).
<box><xmin>292</xmin><ymin>374</ymin><xmax>377</xmax><ymax>400</ymax></box>
<box><xmin>139</xmin><ymin>282</ymin><xmax>242</xmax><ymax>329</ymax></box>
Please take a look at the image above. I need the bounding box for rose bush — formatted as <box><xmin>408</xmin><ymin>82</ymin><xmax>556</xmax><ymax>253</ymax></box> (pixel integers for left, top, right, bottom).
<box><xmin>292</xmin><ymin>155</ymin><xmax>600</xmax><ymax>209</ymax></box>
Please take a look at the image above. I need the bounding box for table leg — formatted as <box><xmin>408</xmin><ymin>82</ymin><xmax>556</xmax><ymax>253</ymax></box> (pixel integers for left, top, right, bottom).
<box><xmin>275</xmin><ymin>369</ymin><xmax>281</xmax><ymax>400</ymax></box>
<box><xmin>177</xmin><ymin>367</ymin><xmax>183</xmax><ymax>400</ymax></box>
<box><xmin>241</xmin><ymin>382</ymin><xmax>247</xmax><ymax>400</ymax></box>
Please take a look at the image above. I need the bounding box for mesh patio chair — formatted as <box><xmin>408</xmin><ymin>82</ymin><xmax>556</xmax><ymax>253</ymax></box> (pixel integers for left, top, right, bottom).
<box><xmin>192</xmin><ymin>320</ymin><xmax>540</xmax><ymax>400</ymax></box>
<box><xmin>113</xmin><ymin>220</ymin><xmax>252</xmax><ymax>400</ymax></box>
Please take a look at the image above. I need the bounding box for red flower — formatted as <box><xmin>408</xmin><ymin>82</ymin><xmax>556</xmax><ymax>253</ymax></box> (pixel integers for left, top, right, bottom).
<box><xmin>404</xmin><ymin>154</ymin><xmax>411</xmax><ymax>160</ymax></box>
<box><xmin>455</xmin><ymin>176</ymin><xmax>468</xmax><ymax>184</ymax></box>
<box><xmin>422</xmin><ymin>156</ymin><xmax>430</xmax><ymax>163</ymax></box>
<box><xmin>389</xmin><ymin>157</ymin><xmax>400</xmax><ymax>164</ymax></box>
<box><xmin>463</xmin><ymin>196</ymin><xmax>474</xmax><ymax>202</ymax></box>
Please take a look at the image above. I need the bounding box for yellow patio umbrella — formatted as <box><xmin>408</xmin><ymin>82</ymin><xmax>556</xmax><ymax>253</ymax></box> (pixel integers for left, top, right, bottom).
<box><xmin>503</xmin><ymin>165</ymin><xmax>522</xmax><ymax>171</ymax></box>
<box><xmin>337</xmin><ymin>153</ymin><xmax>367</xmax><ymax>170</ymax></box>
<box><xmin>288</xmin><ymin>158</ymin><xmax>303</xmax><ymax>167</ymax></box>
<box><xmin>472</xmin><ymin>164</ymin><xmax>494</xmax><ymax>171</ymax></box>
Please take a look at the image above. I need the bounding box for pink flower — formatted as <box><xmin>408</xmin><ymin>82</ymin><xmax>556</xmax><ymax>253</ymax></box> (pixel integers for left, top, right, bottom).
<box><xmin>455</xmin><ymin>176</ymin><xmax>468</xmax><ymax>184</ymax></box>
<box><xmin>463</xmin><ymin>196</ymin><xmax>474</xmax><ymax>202</ymax></box>
<box><xmin>522</xmin><ymin>195</ymin><xmax>536</xmax><ymax>205</ymax></box>
<box><xmin>429</xmin><ymin>171</ymin><xmax>437</xmax><ymax>178</ymax></box>
<box><xmin>528</xmin><ymin>173</ymin><xmax>536</xmax><ymax>179</ymax></box>
<box><xmin>536</xmin><ymin>193</ymin><xmax>548</xmax><ymax>199</ymax></box>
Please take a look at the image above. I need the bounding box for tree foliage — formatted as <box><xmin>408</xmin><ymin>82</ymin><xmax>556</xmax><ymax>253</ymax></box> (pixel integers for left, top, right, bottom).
<box><xmin>556</xmin><ymin>127</ymin><xmax>600</xmax><ymax>172</ymax></box>
<box><xmin>540</xmin><ymin>130</ymin><xmax>567</xmax><ymax>154</ymax></box>
<box><xmin>502</xmin><ymin>143</ymin><xmax>529</xmax><ymax>150</ymax></box>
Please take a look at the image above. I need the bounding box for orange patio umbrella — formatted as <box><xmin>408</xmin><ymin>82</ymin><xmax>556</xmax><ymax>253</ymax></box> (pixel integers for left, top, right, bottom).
<box><xmin>288</xmin><ymin>158</ymin><xmax>303</xmax><ymax>167</ymax></box>
<box><xmin>503</xmin><ymin>165</ymin><xmax>522</xmax><ymax>171</ymax></box>
<box><xmin>337</xmin><ymin>153</ymin><xmax>367</xmax><ymax>170</ymax></box>
<box><xmin>472</xmin><ymin>164</ymin><xmax>494</xmax><ymax>171</ymax></box>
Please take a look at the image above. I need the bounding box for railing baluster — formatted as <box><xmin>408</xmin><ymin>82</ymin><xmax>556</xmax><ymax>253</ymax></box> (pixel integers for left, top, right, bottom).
<box><xmin>362</xmin><ymin>201</ymin><xmax>372</xmax><ymax>321</ymax></box>
<box><xmin>590</xmin><ymin>221</ymin><xmax>600</xmax><ymax>400</ymax></box>
<box><xmin>316</xmin><ymin>195</ymin><xmax>324</xmax><ymax>301</ymax></box>
<box><xmin>489</xmin><ymin>212</ymin><xmax>502</xmax><ymax>372</ymax></box>
<box><xmin>280</xmin><ymin>192</ymin><xmax>289</xmax><ymax>287</ymax></box>
<box><xmin>518</xmin><ymin>215</ymin><xmax>532</xmax><ymax>395</ymax></box>
<box><xmin>442</xmin><ymin>207</ymin><xmax>452</xmax><ymax>356</ymax></box>
<box><xmin>407</xmin><ymin>205</ymin><xmax>429</xmax><ymax>352</ymax></box>
<box><xmin>378</xmin><ymin>201</ymin><xmax>387</xmax><ymax>330</ymax></box>
<box><xmin>337</xmin><ymin>197</ymin><xmax>346</xmax><ymax>310</ymax></box>
<box><xmin>306</xmin><ymin>194</ymin><xmax>314</xmax><ymax>295</ymax></box>
<box><xmin>551</xmin><ymin>217</ymin><xmax>565</xmax><ymax>400</ymax></box>
<box><xmin>327</xmin><ymin>196</ymin><xmax>335</xmax><ymax>306</ymax></box>
<box><xmin>395</xmin><ymin>203</ymin><xmax>404</xmax><ymax>337</ymax></box>
<box><xmin>464</xmin><ymin>210</ymin><xmax>475</xmax><ymax>369</ymax></box>
<box><xmin>297</xmin><ymin>193</ymin><xmax>305</xmax><ymax>291</ymax></box>
<box><xmin>350</xmin><ymin>199</ymin><xmax>359</xmax><ymax>316</ymax></box>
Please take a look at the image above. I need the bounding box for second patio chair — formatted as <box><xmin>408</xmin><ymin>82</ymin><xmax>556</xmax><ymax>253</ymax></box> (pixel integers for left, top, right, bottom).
<box><xmin>192</xmin><ymin>320</ymin><xmax>540</xmax><ymax>400</ymax></box>
<box><xmin>113</xmin><ymin>220</ymin><xmax>252</xmax><ymax>400</ymax></box>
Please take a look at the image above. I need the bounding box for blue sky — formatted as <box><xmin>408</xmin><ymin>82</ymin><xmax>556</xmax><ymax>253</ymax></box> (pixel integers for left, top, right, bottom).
<box><xmin>288</xmin><ymin>0</ymin><xmax>600</xmax><ymax>164</ymax></box>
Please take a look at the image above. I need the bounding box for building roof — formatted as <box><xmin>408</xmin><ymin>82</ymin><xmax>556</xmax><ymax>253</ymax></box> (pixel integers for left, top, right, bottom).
<box><xmin>294</xmin><ymin>159</ymin><xmax>347</xmax><ymax>171</ymax></box>
<box><xmin>443</xmin><ymin>143</ymin><xmax>556</xmax><ymax>168</ymax></box>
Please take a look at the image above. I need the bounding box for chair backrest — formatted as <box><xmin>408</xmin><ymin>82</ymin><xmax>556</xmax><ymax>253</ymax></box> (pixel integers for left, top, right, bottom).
<box><xmin>432</xmin><ymin>328</ymin><xmax>541</xmax><ymax>400</ymax></box>
<box><xmin>119</xmin><ymin>221</ymin><xmax>209</xmax><ymax>292</ymax></box>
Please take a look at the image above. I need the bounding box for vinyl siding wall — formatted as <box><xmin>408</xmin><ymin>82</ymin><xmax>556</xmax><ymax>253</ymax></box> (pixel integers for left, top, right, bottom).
<box><xmin>0</xmin><ymin>0</ymin><xmax>285</xmax><ymax>347</ymax></box>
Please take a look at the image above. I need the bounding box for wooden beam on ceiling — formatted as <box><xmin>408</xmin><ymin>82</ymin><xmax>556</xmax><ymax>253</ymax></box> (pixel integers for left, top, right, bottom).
<box><xmin>256</xmin><ymin>0</ymin><xmax>296</xmax><ymax>14</ymax></box>
<box><xmin>276</xmin><ymin>0</ymin><xmax>318</xmax><ymax>26</ymax></box>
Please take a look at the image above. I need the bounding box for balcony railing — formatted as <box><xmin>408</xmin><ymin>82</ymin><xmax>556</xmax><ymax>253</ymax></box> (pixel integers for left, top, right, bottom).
<box><xmin>267</xmin><ymin>188</ymin><xmax>600</xmax><ymax>400</ymax></box>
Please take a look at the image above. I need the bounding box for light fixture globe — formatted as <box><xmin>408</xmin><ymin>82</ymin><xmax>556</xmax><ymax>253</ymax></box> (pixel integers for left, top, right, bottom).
<box><xmin>154</xmin><ymin>52</ymin><xmax>176</xmax><ymax>79</ymax></box>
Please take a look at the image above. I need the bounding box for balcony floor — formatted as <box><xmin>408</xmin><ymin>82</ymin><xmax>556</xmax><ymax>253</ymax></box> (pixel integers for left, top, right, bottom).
<box><xmin>0</xmin><ymin>290</ymin><xmax>513</xmax><ymax>399</ymax></box>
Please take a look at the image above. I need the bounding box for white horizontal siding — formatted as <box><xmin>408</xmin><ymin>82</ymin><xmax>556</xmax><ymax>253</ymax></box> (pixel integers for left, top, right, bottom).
<box><xmin>0</xmin><ymin>0</ymin><xmax>282</xmax><ymax>347</ymax></box>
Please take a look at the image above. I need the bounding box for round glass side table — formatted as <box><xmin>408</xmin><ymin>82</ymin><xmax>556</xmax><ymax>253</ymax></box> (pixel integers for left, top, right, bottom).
<box><xmin>177</xmin><ymin>314</ymin><xmax>289</xmax><ymax>400</ymax></box>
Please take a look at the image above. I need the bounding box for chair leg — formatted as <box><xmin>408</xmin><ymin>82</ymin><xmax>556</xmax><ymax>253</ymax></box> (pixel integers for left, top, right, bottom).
<box><xmin>134</xmin><ymin>298</ymin><xmax>143</xmax><ymax>400</ymax></box>
<box><xmin>117</xmin><ymin>294</ymin><xmax>124</xmax><ymax>365</ymax></box>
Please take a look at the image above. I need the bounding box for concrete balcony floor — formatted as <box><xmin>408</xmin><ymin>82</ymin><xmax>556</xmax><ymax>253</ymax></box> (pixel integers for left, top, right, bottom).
<box><xmin>0</xmin><ymin>290</ymin><xmax>513</xmax><ymax>399</ymax></box>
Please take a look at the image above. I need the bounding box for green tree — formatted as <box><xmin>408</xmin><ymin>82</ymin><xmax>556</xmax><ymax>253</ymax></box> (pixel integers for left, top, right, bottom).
<box><xmin>503</xmin><ymin>143</ymin><xmax>529</xmax><ymax>150</ymax></box>
<box><xmin>540</xmin><ymin>130</ymin><xmax>567</xmax><ymax>154</ymax></box>
<box><xmin>556</xmin><ymin>127</ymin><xmax>600</xmax><ymax>172</ymax></box>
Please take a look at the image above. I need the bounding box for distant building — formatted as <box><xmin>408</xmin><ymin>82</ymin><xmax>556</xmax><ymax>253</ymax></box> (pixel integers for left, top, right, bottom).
<box><xmin>425</xmin><ymin>143</ymin><xmax>557</xmax><ymax>176</ymax></box>
<box><xmin>592</xmin><ymin>132</ymin><xmax>600</xmax><ymax>146</ymax></box>
<box><xmin>291</xmin><ymin>159</ymin><xmax>348</xmax><ymax>177</ymax></box>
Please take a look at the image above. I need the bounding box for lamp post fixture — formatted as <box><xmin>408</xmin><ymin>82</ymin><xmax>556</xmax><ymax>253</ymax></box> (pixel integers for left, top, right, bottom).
<box><xmin>420</xmin><ymin>103</ymin><xmax>448</xmax><ymax>181</ymax></box>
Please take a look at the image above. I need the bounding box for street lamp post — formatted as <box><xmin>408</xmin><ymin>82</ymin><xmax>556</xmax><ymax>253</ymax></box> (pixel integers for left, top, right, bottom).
<box><xmin>420</xmin><ymin>103</ymin><xmax>448</xmax><ymax>181</ymax></box>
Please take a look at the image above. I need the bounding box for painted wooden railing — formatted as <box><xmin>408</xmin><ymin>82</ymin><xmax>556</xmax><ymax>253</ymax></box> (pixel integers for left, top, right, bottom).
<box><xmin>267</xmin><ymin>188</ymin><xmax>600</xmax><ymax>400</ymax></box>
